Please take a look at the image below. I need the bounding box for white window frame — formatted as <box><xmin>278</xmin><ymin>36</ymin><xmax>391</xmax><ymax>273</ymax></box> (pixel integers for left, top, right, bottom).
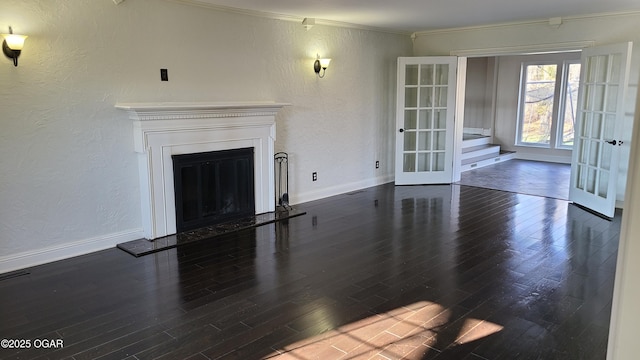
<box><xmin>555</xmin><ymin>60</ymin><xmax>581</xmax><ymax>150</ymax></box>
<box><xmin>515</xmin><ymin>60</ymin><xmax>580</xmax><ymax>150</ymax></box>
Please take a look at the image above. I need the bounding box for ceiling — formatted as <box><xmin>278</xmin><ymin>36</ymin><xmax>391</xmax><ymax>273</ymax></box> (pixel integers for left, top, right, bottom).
<box><xmin>182</xmin><ymin>0</ymin><xmax>640</xmax><ymax>33</ymax></box>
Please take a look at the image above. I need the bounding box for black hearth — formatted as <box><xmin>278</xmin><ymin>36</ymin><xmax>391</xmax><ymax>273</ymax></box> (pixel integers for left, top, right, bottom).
<box><xmin>172</xmin><ymin>148</ymin><xmax>255</xmax><ymax>232</ymax></box>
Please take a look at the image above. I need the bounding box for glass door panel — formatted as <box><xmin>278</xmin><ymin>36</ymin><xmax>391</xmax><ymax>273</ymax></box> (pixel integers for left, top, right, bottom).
<box><xmin>569</xmin><ymin>42</ymin><xmax>632</xmax><ymax>218</ymax></box>
<box><xmin>396</xmin><ymin>57</ymin><xmax>457</xmax><ymax>184</ymax></box>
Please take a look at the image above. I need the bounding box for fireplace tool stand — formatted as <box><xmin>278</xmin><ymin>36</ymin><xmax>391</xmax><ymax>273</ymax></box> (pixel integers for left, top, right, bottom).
<box><xmin>275</xmin><ymin>152</ymin><xmax>292</xmax><ymax>210</ymax></box>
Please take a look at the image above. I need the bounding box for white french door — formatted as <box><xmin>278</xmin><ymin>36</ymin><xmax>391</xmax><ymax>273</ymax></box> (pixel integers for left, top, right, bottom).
<box><xmin>395</xmin><ymin>57</ymin><xmax>458</xmax><ymax>185</ymax></box>
<box><xmin>569</xmin><ymin>42</ymin><xmax>633</xmax><ymax>218</ymax></box>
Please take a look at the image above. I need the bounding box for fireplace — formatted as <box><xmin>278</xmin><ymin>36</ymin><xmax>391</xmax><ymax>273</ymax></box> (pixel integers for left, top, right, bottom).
<box><xmin>116</xmin><ymin>102</ymin><xmax>289</xmax><ymax>239</ymax></box>
<box><xmin>173</xmin><ymin>148</ymin><xmax>255</xmax><ymax>232</ymax></box>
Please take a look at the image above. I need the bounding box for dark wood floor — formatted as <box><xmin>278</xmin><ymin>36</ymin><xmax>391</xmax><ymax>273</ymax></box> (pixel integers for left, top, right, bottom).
<box><xmin>0</xmin><ymin>184</ymin><xmax>620</xmax><ymax>360</ymax></box>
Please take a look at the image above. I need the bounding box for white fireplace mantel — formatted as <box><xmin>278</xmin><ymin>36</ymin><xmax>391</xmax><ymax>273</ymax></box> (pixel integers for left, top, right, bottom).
<box><xmin>116</xmin><ymin>101</ymin><xmax>289</xmax><ymax>239</ymax></box>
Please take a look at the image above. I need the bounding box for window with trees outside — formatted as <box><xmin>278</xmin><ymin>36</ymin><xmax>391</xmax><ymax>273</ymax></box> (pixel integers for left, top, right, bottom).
<box><xmin>516</xmin><ymin>61</ymin><xmax>581</xmax><ymax>149</ymax></box>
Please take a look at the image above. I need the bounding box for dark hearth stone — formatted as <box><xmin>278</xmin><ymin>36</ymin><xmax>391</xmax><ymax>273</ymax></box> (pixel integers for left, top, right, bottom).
<box><xmin>117</xmin><ymin>207</ymin><xmax>305</xmax><ymax>257</ymax></box>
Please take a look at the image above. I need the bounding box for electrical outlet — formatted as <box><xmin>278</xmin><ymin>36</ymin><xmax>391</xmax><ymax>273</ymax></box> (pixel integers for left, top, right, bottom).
<box><xmin>312</xmin><ymin>172</ymin><xmax>317</xmax><ymax>181</ymax></box>
<box><xmin>375</xmin><ymin>161</ymin><xmax>380</xmax><ymax>169</ymax></box>
<box><xmin>160</xmin><ymin>69</ymin><xmax>168</xmax><ymax>81</ymax></box>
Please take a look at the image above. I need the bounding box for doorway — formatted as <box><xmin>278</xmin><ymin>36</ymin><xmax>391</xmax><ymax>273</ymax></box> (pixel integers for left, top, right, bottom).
<box><xmin>456</xmin><ymin>53</ymin><xmax>579</xmax><ymax>199</ymax></box>
<box><xmin>398</xmin><ymin>43</ymin><xmax>632</xmax><ymax>216</ymax></box>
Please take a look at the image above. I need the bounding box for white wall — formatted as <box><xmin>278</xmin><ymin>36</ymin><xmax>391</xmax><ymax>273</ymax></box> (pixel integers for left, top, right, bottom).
<box><xmin>414</xmin><ymin>11</ymin><xmax>640</xmax><ymax>203</ymax></box>
<box><xmin>463</xmin><ymin>57</ymin><xmax>494</xmax><ymax>132</ymax></box>
<box><xmin>0</xmin><ymin>0</ymin><xmax>412</xmax><ymax>272</ymax></box>
<box><xmin>608</xmin><ymin>70</ymin><xmax>640</xmax><ymax>360</ymax></box>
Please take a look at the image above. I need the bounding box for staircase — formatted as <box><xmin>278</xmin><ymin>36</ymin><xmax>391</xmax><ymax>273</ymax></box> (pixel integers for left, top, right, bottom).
<box><xmin>461</xmin><ymin>134</ymin><xmax>515</xmax><ymax>172</ymax></box>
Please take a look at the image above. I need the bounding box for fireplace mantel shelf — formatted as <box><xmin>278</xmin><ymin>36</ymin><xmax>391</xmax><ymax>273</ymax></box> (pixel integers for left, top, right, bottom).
<box><xmin>115</xmin><ymin>101</ymin><xmax>290</xmax><ymax>121</ymax></box>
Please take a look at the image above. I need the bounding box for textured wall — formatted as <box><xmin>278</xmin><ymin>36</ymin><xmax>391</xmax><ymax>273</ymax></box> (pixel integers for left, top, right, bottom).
<box><xmin>0</xmin><ymin>0</ymin><xmax>412</xmax><ymax>267</ymax></box>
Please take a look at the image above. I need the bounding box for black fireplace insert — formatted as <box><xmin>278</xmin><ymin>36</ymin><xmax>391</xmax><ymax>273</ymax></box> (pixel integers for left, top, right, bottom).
<box><xmin>173</xmin><ymin>148</ymin><xmax>255</xmax><ymax>232</ymax></box>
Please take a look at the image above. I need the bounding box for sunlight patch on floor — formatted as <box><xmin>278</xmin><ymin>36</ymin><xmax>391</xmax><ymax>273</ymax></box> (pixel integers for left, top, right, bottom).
<box><xmin>264</xmin><ymin>301</ymin><xmax>503</xmax><ymax>359</ymax></box>
<box><xmin>455</xmin><ymin>317</ymin><xmax>504</xmax><ymax>345</ymax></box>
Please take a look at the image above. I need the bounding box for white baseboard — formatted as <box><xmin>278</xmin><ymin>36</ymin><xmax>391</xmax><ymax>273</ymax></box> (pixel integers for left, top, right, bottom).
<box><xmin>514</xmin><ymin>153</ymin><xmax>572</xmax><ymax>164</ymax></box>
<box><xmin>1</xmin><ymin>176</ymin><xmax>393</xmax><ymax>274</ymax></box>
<box><xmin>0</xmin><ymin>228</ymin><xmax>144</xmax><ymax>275</ymax></box>
<box><xmin>292</xmin><ymin>175</ymin><xmax>394</xmax><ymax>205</ymax></box>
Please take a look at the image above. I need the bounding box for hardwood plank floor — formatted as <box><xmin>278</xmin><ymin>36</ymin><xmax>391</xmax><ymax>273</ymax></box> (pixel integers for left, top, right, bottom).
<box><xmin>0</xmin><ymin>184</ymin><xmax>620</xmax><ymax>359</ymax></box>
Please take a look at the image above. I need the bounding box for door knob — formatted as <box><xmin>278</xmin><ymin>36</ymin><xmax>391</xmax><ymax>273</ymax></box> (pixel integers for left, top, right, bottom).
<box><xmin>605</xmin><ymin>140</ymin><xmax>617</xmax><ymax>145</ymax></box>
<box><xmin>399</xmin><ymin>128</ymin><xmax>404</xmax><ymax>133</ymax></box>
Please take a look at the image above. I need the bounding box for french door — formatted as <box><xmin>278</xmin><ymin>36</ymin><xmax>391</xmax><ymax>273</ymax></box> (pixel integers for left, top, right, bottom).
<box><xmin>395</xmin><ymin>57</ymin><xmax>458</xmax><ymax>185</ymax></box>
<box><xmin>569</xmin><ymin>42</ymin><xmax>633</xmax><ymax>218</ymax></box>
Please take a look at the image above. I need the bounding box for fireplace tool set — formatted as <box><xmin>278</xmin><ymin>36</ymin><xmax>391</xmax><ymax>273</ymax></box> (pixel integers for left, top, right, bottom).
<box><xmin>274</xmin><ymin>152</ymin><xmax>292</xmax><ymax>210</ymax></box>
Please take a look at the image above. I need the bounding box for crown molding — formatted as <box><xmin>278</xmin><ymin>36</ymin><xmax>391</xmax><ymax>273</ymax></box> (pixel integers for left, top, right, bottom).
<box><xmin>167</xmin><ymin>0</ymin><xmax>412</xmax><ymax>35</ymax></box>
<box><xmin>413</xmin><ymin>10</ymin><xmax>640</xmax><ymax>37</ymax></box>
<box><xmin>450</xmin><ymin>40</ymin><xmax>595</xmax><ymax>57</ymax></box>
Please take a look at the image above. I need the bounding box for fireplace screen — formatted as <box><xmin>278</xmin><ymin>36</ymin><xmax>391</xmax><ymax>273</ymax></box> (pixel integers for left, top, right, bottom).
<box><xmin>173</xmin><ymin>148</ymin><xmax>255</xmax><ymax>232</ymax></box>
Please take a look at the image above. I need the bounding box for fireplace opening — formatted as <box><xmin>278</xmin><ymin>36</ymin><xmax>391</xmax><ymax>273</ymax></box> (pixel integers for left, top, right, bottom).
<box><xmin>172</xmin><ymin>148</ymin><xmax>255</xmax><ymax>232</ymax></box>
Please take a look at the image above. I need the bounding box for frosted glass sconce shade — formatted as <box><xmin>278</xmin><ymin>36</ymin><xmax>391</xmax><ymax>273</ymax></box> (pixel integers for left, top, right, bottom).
<box><xmin>314</xmin><ymin>55</ymin><xmax>331</xmax><ymax>78</ymax></box>
<box><xmin>2</xmin><ymin>27</ymin><xmax>27</xmax><ymax>67</ymax></box>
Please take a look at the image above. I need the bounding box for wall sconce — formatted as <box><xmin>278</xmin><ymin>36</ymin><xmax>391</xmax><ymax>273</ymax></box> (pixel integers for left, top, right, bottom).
<box><xmin>2</xmin><ymin>27</ymin><xmax>28</xmax><ymax>67</ymax></box>
<box><xmin>314</xmin><ymin>55</ymin><xmax>331</xmax><ymax>78</ymax></box>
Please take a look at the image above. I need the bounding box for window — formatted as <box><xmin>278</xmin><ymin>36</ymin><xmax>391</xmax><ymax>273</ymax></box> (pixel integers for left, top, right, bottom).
<box><xmin>558</xmin><ymin>63</ymin><xmax>581</xmax><ymax>148</ymax></box>
<box><xmin>516</xmin><ymin>61</ymin><xmax>581</xmax><ymax>149</ymax></box>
